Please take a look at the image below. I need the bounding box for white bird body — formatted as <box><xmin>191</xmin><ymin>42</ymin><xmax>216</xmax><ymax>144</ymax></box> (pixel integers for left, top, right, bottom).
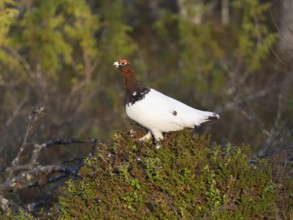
<box><xmin>126</xmin><ymin>88</ymin><xmax>218</xmax><ymax>140</ymax></box>
<box><xmin>113</xmin><ymin>59</ymin><xmax>220</xmax><ymax>145</ymax></box>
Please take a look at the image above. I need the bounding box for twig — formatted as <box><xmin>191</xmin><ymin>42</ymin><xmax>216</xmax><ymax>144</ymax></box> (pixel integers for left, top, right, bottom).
<box><xmin>41</xmin><ymin>138</ymin><xmax>87</xmax><ymax>148</ymax></box>
<box><xmin>224</xmin><ymin>83</ymin><xmax>282</xmax><ymax>111</ymax></box>
<box><xmin>259</xmin><ymin>73</ymin><xmax>293</xmax><ymax>157</ymax></box>
<box><xmin>5</xmin><ymin>96</ymin><xmax>29</xmax><ymax>127</ymax></box>
<box><xmin>90</xmin><ymin>138</ymin><xmax>97</xmax><ymax>157</ymax></box>
<box><xmin>222</xmin><ymin>61</ymin><xmax>270</xmax><ymax>137</ymax></box>
<box><xmin>0</xmin><ymin>195</ymin><xmax>23</xmax><ymax>214</ymax></box>
<box><xmin>1</xmin><ymin>107</ymin><xmax>99</xmax><ymax>215</ymax></box>
<box><xmin>8</xmin><ymin>106</ymin><xmax>46</xmax><ymax>175</ymax></box>
<box><xmin>0</xmin><ymin>164</ymin><xmax>66</xmax><ymax>193</ymax></box>
<box><xmin>0</xmin><ymin>157</ymin><xmax>85</xmax><ymax>193</ymax></box>
<box><xmin>238</xmin><ymin>98</ymin><xmax>270</xmax><ymax>137</ymax></box>
<box><xmin>258</xmin><ymin>142</ymin><xmax>293</xmax><ymax>158</ymax></box>
<box><xmin>27</xmin><ymin>200</ymin><xmax>46</xmax><ymax>213</ymax></box>
<box><xmin>7</xmin><ymin>47</ymin><xmax>34</xmax><ymax>80</ymax></box>
<box><xmin>6</xmin><ymin>137</ymin><xmax>97</xmax><ymax>181</ymax></box>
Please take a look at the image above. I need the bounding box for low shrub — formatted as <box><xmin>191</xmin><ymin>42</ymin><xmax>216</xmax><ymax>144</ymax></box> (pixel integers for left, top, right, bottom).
<box><xmin>56</xmin><ymin>129</ymin><xmax>279</xmax><ymax>219</ymax></box>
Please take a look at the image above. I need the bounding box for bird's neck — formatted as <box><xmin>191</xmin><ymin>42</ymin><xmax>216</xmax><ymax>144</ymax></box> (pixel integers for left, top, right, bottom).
<box><xmin>122</xmin><ymin>67</ymin><xmax>141</xmax><ymax>95</ymax></box>
<box><xmin>125</xmin><ymin>77</ymin><xmax>139</xmax><ymax>94</ymax></box>
<box><xmin>120</xmin><ymin>66</ymin><xmax>149</xmax><ymax>104</ymax></box>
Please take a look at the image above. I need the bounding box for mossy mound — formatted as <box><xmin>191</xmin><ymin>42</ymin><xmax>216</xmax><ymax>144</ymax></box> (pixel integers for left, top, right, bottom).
<box><xmin>57</xmin><ymin>130</ymin><xmax>279</xmax><ymax>219</ymax></box>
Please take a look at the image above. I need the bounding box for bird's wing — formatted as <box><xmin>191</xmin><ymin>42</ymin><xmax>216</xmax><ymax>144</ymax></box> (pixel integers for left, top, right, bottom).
<box><xmin>149</xmin><ymin>89</ymin><xmax>217</xmax><ymax>127</ymax></box>
<box><xmin>126</xmin><ymin>89</ymin><xmax>182</xmax><ymax>130</ymax></box>
<box><xmin>126</xmin><ymin>88</ymin><xmax>217</xmax><ymax>131</ymax></box>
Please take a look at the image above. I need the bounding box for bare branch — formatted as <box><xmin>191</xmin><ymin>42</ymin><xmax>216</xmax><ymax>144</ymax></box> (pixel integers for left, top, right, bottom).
<box><xmin>41</xmin><ymin>138</ymin><xmax>91</xmax><ymax>148</ymax></box>
<box><xmin>5</xmin><ymin>95</ymin><xmax>29</xmax><ymax>127</ymax></box>
<box><xmin>1</xmin><ymin>112</ymin><xmax>97</xmax><ymax>214</ymax></box>
<box><xmin>259</xmin><ymin>73</ymin><xmax>293</xmax><ymax>156</ymax></box>
<box><xmin>7</xmin><ymin>106</ymin><xmax>46</xmax><ymax>178</ymax></box>
<box><xmin>0</xmin><ymin>195</ymin><xmax>23</xmax><ymax>214</ymax></box>
<box><xmin>222</xmin><ymin>61</ymin><xmax>271</xmax><ymax>137</ymax></box>
<box><xmin>224</xmin><ymin>83</ymin><xmax>282</xmax><ymax>111</ymax></box>
<box><xmin>258</xmin><ymin>142</ymin><xmax>293</xmax><ymax>158</ymax></box>
<box><xmin>0</xmin><ymin>157</ymin><xmax>85</xmax><ymax>195</ymax></box>
<box><xmin>1</xmin><ymin>164</ymin><xmax>65</xmax><ymax>193</ymax></box>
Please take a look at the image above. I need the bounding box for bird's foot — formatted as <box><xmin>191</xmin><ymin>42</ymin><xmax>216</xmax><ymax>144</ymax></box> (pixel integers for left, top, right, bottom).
<box><xmin>152</xmin><ymin>130</ymin><xmax>164</xmax><ymax>149</ymax></box>
<box><xmin>129</xmin><ymin>129</ymin><xmax>136</xmax><ymax>137</ymax></box>
<box><xmin>139</xmin><ymin>131</ymin><xmax>152</xmax><ymax>142</ymax></box>
<box><xmin>155</xmin><ymin>142</ymin><xmax>162</xmax><ymax>149</ymax></box>
<box><xmin>156</xmin><ymin>143</ymin><xmax>162</xmax><ymax>149</ymax></box>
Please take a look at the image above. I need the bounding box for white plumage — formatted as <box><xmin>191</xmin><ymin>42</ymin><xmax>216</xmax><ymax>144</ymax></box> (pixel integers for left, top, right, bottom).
<box><xmin>126</xmin><ymin>88</ymin><xmax>219</xmax><ymax>141</ymax></box>
<box><xmin>113</xmin><ymin>59</ymin><xmax>219</xmax><ymax>146</ymax></box>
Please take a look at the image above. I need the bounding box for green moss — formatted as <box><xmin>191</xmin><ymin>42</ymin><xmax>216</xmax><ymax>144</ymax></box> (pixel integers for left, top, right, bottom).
<box><xmin>57</xmin><ymin>130</ymin><xmax>279</xmax><ymax>219</ymax></box>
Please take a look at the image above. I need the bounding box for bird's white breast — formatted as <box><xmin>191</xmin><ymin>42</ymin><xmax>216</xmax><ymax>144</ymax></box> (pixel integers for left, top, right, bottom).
<box><xmin>126</xmin><ymin>89</ymin><xmax>208</xmax><ymax>132</ymax></box>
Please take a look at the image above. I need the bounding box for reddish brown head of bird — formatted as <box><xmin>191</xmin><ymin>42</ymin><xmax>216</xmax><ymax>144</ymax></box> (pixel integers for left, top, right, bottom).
<box><xmin>113</xmin><ymin>59</ymin><xmax>132</xmax><ymax>73</ymax></box>
<box><xmin>113</xmin><ymin>59</ymin><xmax>149</xmax><ymax>103</ymax></box>
<box><xmin>113</xmin><ymin>59</ymin><xmax>142</xmax><ymax>98</ymax></box>
<box><xmin>113</xmin><ymin>59</ymin><xmax>135</xmax><ymax>80</ymax></box>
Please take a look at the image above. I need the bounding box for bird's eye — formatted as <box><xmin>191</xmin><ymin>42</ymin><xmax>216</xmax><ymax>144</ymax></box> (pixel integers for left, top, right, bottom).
<box><xmin>119</xmin><ymin>59</ymin><xmax>128</xmax><ymax>66</ymax></box>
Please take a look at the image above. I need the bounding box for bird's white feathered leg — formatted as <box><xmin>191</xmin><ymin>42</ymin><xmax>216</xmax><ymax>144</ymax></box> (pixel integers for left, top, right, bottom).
<box><xmin>139</xmin><ymin>131</ymin><xmax>152</xmax><ymax>142</ymax></box>
<box><xmin>152</xmin><ymin>130</ymin><xmax>164</xmax><ymax>149</ymax></box>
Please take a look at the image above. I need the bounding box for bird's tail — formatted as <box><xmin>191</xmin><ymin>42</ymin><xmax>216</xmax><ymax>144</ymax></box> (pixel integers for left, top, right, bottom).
<box><xmin>208</xmin><ymin>113</ymin><xmax>220</xmax><ymax>120</ymax></box>
<box><xmin>192</xmin><ymin>111</ymin><xmax>220</xmax><ymax>126</ymax></box>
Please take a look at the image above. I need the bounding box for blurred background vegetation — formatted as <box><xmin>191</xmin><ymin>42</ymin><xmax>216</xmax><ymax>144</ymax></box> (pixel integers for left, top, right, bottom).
<box><xmin>0</xmin><ymin>0</ymin><xmax>293</xmax><ymax>160</ymax></box>
<box><xmin>0</xmin><ymin>0</ymin><xmax>292</xmax><ymax>177</ymax></box>
<box><xmin>0</xmin><ymin>0</ymin><xmax>293</xmax><ymax>217</ymax></box>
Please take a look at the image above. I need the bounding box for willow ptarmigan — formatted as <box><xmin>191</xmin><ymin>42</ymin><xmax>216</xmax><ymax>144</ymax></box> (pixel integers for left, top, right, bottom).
<box><xmin>113</xmin><ymin>59</ymin><xmax>219</xmax><ymax>148</ymax></box>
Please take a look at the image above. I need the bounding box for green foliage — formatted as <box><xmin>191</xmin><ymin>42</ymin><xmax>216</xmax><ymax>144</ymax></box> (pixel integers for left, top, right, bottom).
<box><xmin>0</xmin><ymin>0</ymin><xmax>18</xmax><ymax>45</ymax></box>
<box><xmin>152</xmin><ymin>0</ymin><xmax>277</xmax><ymax>106</ymax></box>
<box><xmin>1</xmin><ymin>0</ymin><xmax>136</xmax><ymax>89</ymax></box>
<box><xmin>178</xmin><ymin>18</ymin><xmax>223</xmax><ymax>87</ymax></box>
<box><xmin>0</xmin><ymin>1</ymin><xmax>291</xmax><ymax>218</ymax></box>
<box><xmin>232</xmin><ymin>0</ymin><xmax>278</xmax><ymax>70</ymax></box>
<box><xmin>57</xmin><ymin>130</ymin><xmax>280</xmax><ymax>219</ymax></box>
<box><xmin>0</xmin><ymin>0</ymin><xmax>18</xmax><ymax>71</ymax></box>
<box><xmin>0</xmin><ymin>0</ymin><xmax>284</xmax><ymax>146</ymax></box>
<box><xmin>0</xmin><ymin>0</ymin><xmax>137</xmax><ymax>141</ymax></box>
<box><xmin>10</xmin><ymin>0</ymin><xmax>98</xmax><ymax>76</ymax></box>
<box><xmin>1</xmin><ymin>209</ymin><xmax>36</xmax><ymax>220</ymax></box>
